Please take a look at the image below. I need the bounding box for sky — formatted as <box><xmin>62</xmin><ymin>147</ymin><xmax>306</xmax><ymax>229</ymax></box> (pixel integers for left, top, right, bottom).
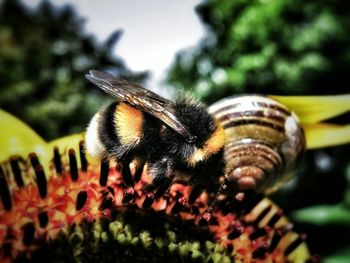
<box><xmin>26</xmin><ymin>0</ymin><xmax>205</xmax><ymax>95</ymax></box>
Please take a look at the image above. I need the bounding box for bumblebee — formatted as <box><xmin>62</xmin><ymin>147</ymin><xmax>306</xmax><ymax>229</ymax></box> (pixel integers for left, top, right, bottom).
<box><xmin>85</xmin><ymin>70</ymin><xmax>226</xmax><ymax>197</ymax></box>
<box><xmin>85</xmin><ymin>70</ymin><xmax>305</xmax><ymax>197</ymax></box>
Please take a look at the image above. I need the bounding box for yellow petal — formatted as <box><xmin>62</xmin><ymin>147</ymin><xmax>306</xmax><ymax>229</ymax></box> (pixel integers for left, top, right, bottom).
<box><xmin>303</xmin><ymin>123</ymin><xmax>350</xmax><ymax>149</ymax></box>
<box><xmin>48</xmin><ymin>132</ymin><xmax>96</xmax><ymax>167</ymax></box>
<box><xmin>48</xmin><ymin>132</ymin><xmax>85</xmax><ymax>153</ymax></box>
<box><xmin>270</xmin><ymin>94</ymin><xmax>350</xmax><ymax>124</ymax></box>
<box><xmin>287</xmin><ymin>242</ymin><xmax>311</xmax><ymax>263</ymax></box>
<box><xmin>0</xmin><ymin>109</ymin><xmax>48</xmax><ymax>162</ymax></box>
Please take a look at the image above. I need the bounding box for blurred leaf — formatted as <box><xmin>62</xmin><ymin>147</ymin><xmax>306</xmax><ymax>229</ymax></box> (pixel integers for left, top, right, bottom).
<box><xmin>168</xmin><ymin>0</ymin><xmax>350</xmax><ymax>102</ymax></box>
<box><xmin>292</xmin><ymin>205</ymin><xmax>350</xmax><ymax>226</ymax></box>
<box><xmin>344</xmin><ymin>165</ymin><xmax>350</xmax><ymax>207</ymax></box>
<box><xmin>323</xmin><ymin>247</ymin><xmax>350</xmax><ymax>263</ymax></box>
<box><xmin>0</xmin><ymin>0</ymin><xmax>147</xmax><ymax>140</ymax></box>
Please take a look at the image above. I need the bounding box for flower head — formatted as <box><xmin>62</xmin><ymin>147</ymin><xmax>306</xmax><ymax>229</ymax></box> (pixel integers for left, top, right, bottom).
<box><xmin>0</xmin><ymin>109</ymin><xmax>316</xmax><ymax>262</ymax></box>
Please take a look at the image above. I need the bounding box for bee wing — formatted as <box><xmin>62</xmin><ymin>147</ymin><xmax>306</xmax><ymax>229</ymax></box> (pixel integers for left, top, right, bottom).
<box><xmin>86</xmin><ymin>70</ymin><xmax>192</xmax><ymax>140</ymax></box>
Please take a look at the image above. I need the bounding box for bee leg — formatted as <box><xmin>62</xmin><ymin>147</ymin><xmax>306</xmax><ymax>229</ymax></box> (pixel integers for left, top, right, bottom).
<box><xmin>154</xmin><ymin>177</ymin><xmax>172</xmax><ymax>198</ymax></box>
<box><xmin>120</xmin><ymin>157</ymin><xmax>134</xmax><ymax>187</ymax></box>
<box><xmin>206</xmin><ymin>177</ymin><xmax>230</xmax><ymax>213</ymax></box>
<box><xmin>147</xmin><ymin>157</ymin><xmax>174</xmax><ymax>198</ymax></box>
<box><xmin>133</xmin><ymin>159</ymin><xmax>145</xmax><ymax>183</ymax></box>
<box><xmin>188</xmin><ymin>184</ymin><xmax>205</xmax><ymax>204</ymax></box>
<box><xmin>143</xmin><ymin>183</ymin><xmax>157</xmax><ymax>193</ymax></box>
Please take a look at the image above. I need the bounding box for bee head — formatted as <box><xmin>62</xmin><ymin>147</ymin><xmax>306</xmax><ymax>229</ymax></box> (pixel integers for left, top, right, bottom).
<box><xmin>187</xmin><ymin>135</ymin><xmax>197</xmax><ymax>145</ymax></box>
<box><xmin>164</xmin><ymin>97</ymin><xmax>226</xmax><ymax>167</ymax></box>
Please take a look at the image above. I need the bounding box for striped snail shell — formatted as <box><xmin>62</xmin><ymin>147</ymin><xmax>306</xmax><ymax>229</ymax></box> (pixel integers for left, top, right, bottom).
<box><xmin>209</xmin><ymin>95</ymin><xmax>306</xmax><ymax>194</ymax></box>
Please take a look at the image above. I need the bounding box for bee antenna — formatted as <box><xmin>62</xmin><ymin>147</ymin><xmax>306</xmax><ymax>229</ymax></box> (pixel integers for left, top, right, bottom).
<box><xmin>206</xmin><ymin>176</ymin><xmax>230</xmax><ymax>213</ymax></box>
<box><xmin>199</xmin><ymin>176</ymin><xmax>230</xmax><ymax>226</ymax></box>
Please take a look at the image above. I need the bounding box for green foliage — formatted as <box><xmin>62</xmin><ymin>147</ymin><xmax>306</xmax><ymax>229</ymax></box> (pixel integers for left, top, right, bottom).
<box><xmin>324</xmin><ymin>247</ymin><xmax>350</xmax><ymax>263</ymax></box>
<box><xmin>167</xmin><ymin>0</ymin><xmax>350</xmax><ymax>104</ymax></box>
<box><xmin>292</xmin><ymin>205</ymin><xmax>350</xmax><ymax>226</ymax></box>
<box><xmin>0</xmin><ymin>0</ymin><xmax>147</xmax><ymax>140</ymax></box>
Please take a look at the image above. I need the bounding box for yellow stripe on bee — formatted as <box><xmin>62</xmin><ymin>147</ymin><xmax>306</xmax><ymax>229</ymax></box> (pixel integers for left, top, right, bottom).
<box><xmin>187</xmin><ymin>123</ymin><xmax>225</xmax><ymax>167</ymax></box>
<box><xmin>205</xmin><ymin>122</ymin><xmax>226</xmax><ymax>154</ymax></box>
<box><xmin>115</xmin><ymin>102</ymin><xmax>143</xmax><ymax>146</ymax></box>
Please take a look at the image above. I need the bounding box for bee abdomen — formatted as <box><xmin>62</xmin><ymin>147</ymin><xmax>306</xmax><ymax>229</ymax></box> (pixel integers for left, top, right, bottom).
<box><xmin>209</xmin><ymin>95</ymin><xmax>305</xmax><ymax>193</ymax></box>
<box><xmin>85</xmin><ymin>102</ymin><xmax>145</xmax><ymax>161</ymax></box>
<box><xmin>86</xmin><ymin>100</ymin><xmax>163</xmax><ymax>164</ymax></box>
<box><xmin>85</xmin><ymin>110</ymin><xmax>108</xmax><ymax>160</ymax></box>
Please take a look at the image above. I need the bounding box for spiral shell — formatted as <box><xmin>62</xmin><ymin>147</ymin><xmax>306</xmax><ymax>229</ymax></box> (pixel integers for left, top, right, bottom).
<box><xmin>209</xmin><ymin>95</ymin><xmax>306</xmax><ymax>194</ymax></box>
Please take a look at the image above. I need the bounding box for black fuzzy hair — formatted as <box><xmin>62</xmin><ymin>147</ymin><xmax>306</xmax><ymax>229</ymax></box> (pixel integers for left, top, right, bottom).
<box><xmin>98</xmin><ymin>101</ymin><xmax>121</xmax><ymax>155</ymax></box>
<box><xmin>174</xmin><ymin>96</ymin><xmax>216</xmax><ymax>148</ymax></box>
<box><xmin>159</xmin><ymin>96</ymin><xmax>217</xmax><ymax>161</ymax></box>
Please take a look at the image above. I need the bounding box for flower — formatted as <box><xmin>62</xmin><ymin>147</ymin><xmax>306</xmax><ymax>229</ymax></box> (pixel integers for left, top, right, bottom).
<box><xmin>4</xmin><ymin>92</ymin><xmax>350</xmax><ymax>263</ymax></box>
<box><xmin>270</xmin><ymin>94</ymin><xmax>350</xmax><ymax>149</ymax></box>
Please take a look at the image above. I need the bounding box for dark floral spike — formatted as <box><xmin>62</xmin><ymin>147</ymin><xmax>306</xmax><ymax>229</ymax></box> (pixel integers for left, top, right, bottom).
<box><xmin>33</xmin><ymin>165</ymin><xmax>47</xmax><ymax>199</ymax></box>
<box><xmin>267</xmin><ymin>209</ymin><xmax>284</xmax><ymax>228</ymax></box>
<box><xmin>268</xmin><ymin>223</ymin><xmax>295</xmax><ymax>254</ymax></box>
<box><xmin>0</xmin><ymin>167</ymin><xmax>12</xmax><ymax>211</ymax></box>
<box><xmin>68</xmin><ymin>149</ymin><xmax>78</xmax><ymax>181</ymax></box>
<box><xmin>227</xmin><ymin>224</ymin><xmax>244</xmax><ymax>240</ymax></box>
<box><xmin>249</xmin><ymin>225</ymin><xmax>271</xmax><ymax>240</ymax></box>
<box><xmin>268</xmin><ymin>229</ymin><xmax>283</xmax><ymax>253</ymax></box>
<box><xmin>53</xmin><ymin>147</ymin><xmax>62</xmax><ymax>175</ymax></box>
<box><xmin>38</xmin><ymin>211</ymin><xmax>49</xmax><ymax>228</ymax></box>
<box><xmin>79</xmin><ymin>141</ymin><xmax>88</xmax><ymax>172</ymax></box>
<box><xmin>252</xmin><ymin>244</ymin><xmax>269</xmax><ymax>259</ymax></box>
<box><xmin>22</xmin><ymin>223</ymin><xmax>35</xmax><ymax>246</ymax></box>
<box><xmin>284</xmin><ymin>234</ymin><xmax>307</xmax><ymax>256</ymax></box>
<box><xmin>253</xmin><ymin>205</ymin><xmax>272</xmax><ymax>225</ymax></box>
<box><xmin>29</xmin><ymin>153</ymin><xmax>47</xmax><ymax>199</ymax></box>
<box><xmin>10</xmin><ymin>157</ymin><xmax>24</xmax><ymax>188</ymax></box>
<box><xmin>76</xmin><ymin>191</ymin><xmax>88</xmax><ymax>211</ymax></box>
<box><xmin>29</xmin><ymin>153</ymin><xmax>40</xmax><ymax>168</ymax></box>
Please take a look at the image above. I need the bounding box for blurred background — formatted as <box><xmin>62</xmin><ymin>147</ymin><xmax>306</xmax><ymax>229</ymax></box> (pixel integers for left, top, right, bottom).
<box><xmin>1</xmin><ymin>0</ymin><xmax>349</xmax><ymax>261</ymax></box>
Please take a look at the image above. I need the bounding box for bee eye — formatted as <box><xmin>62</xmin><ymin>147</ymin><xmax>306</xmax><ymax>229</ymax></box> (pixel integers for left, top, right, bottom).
<box><xmin>188</xmin><ymin>136</ymin><xmax>197</xmax><ymax>145</ymax></box>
